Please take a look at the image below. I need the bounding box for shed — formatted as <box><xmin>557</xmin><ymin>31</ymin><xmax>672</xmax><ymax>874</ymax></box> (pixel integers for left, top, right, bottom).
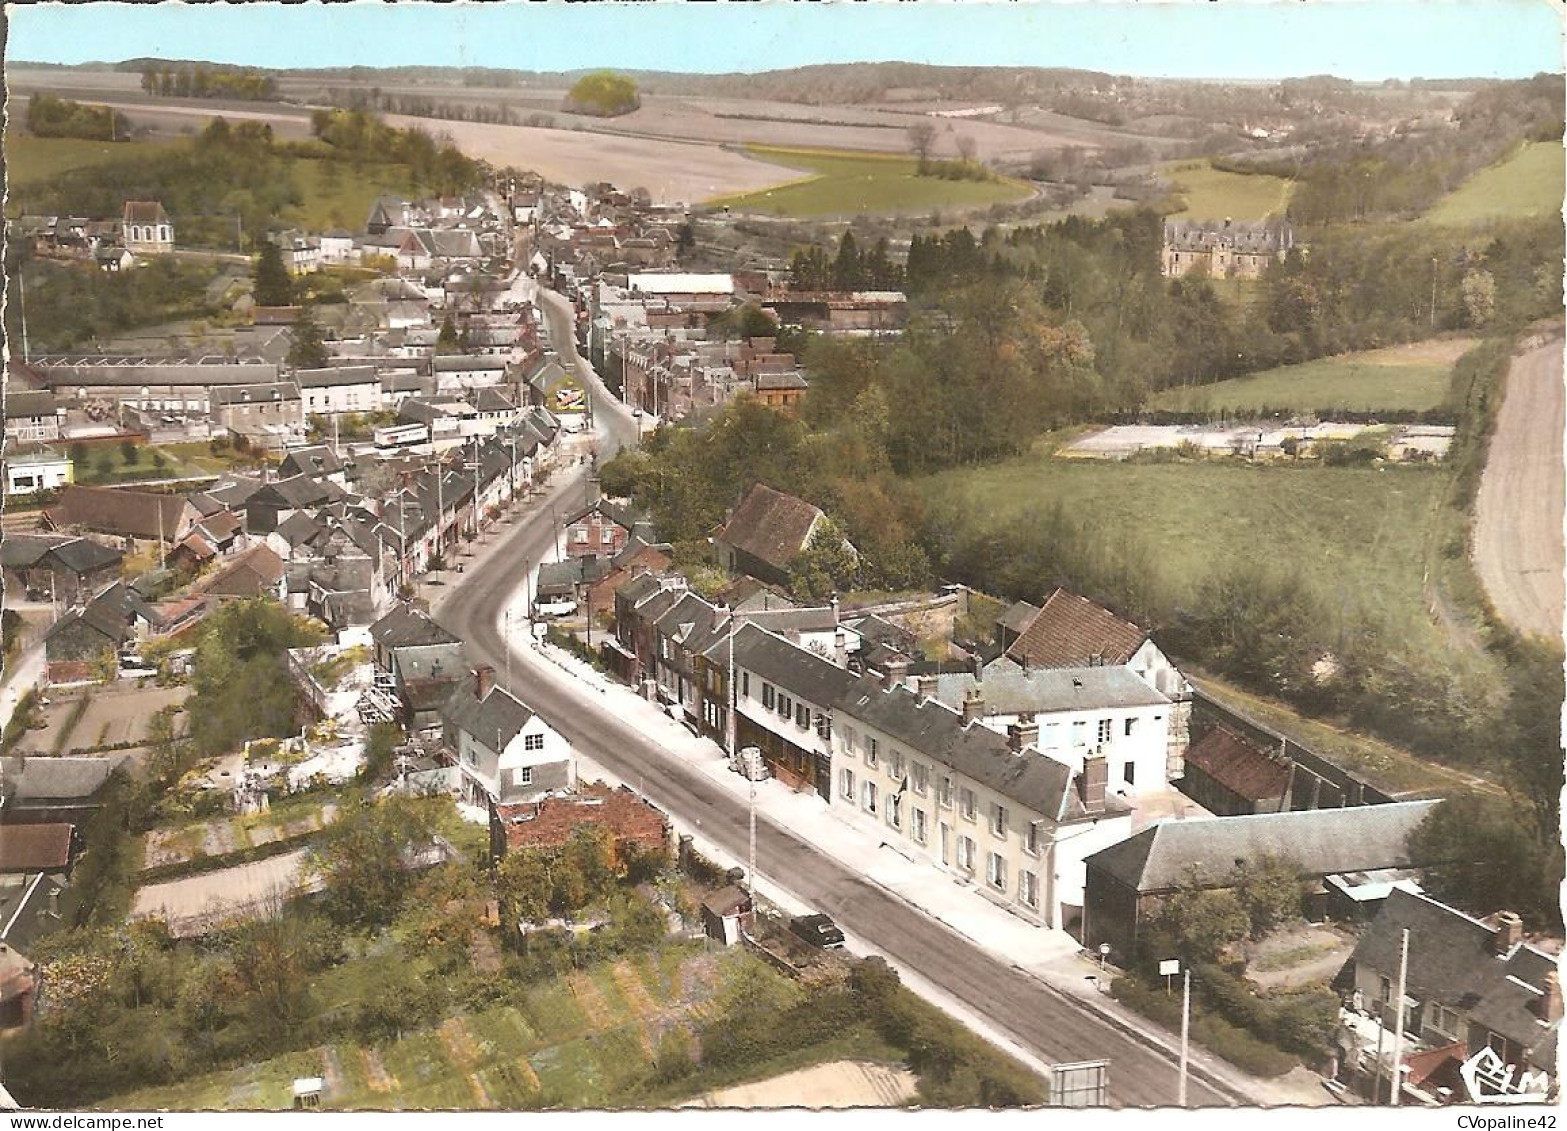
<box><xmin>701</xmin><ymin>885</ymin><xmax>752</xmax><ymax>947</ymax></box>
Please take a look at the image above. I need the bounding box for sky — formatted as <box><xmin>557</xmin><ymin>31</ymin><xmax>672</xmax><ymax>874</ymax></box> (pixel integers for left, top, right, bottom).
<box><xmin>6</xmin><ymin>1</ymin><xmax>1563</xmax><ymax>83</ymax></box>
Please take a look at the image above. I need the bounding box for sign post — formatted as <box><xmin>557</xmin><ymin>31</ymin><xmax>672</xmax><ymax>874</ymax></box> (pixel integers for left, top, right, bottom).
<box><xmin>1159</xmin><ymin>958</ymin><xmax>1180</xmax><ymax>997</ymax></box>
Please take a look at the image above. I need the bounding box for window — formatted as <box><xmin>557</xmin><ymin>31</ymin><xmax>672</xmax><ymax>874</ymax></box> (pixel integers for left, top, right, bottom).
<box><xmin>956</xmin><ymin>835</ymin><xmax>975</xmax><ymax>872</ymax></box>
<box><xmin>1020</xmin><ymin>869</ymin><xmax>1038</xmax><ymax>908</ymax></box>
<box><xmin>795</xmin><ymin>702</ymin><xmax>809</xmax><ymax>729</ymax></box>
<box><xmin>1378</xmin><ymin>976</ymin><xmax>1392</xmax><ymax>1009</ymax></box>
<box><xmin>762</xmin><ymin>684</ymin><xmax>775</xmax><ymax>710</ymax></box>
<box><xmin>866</xmin><ymin>738</ymin><xmax>879</xmax><ymax>768</ymax></box>
<box><xmin>516</xmin><ymin>766</ymin><xmax>534</xmax><ymax>787</ymax></box>
<box><xmin>601</xmin><ymin>528</ymin><xmax>615</xmax><ymax>544</ymax></box>
<box><xmin>1071</xmin><ymin>720</ymin><xmax>1086</xmax><ymax>746</ymax></box>
<box><xmin>839</xmin><ymin>768</ymin><xmax>855</xmax><ymax>801</ymax></box>
<box><xmin>862</xmin><ymin>781</ymin><xmax>878</xmax><ymax>814</ymax></box>
<box><xmin>911</xmin><ymin>762</ymin><xmax>929</xmax><ymax>796</ymax></box>
<box><xmin>959</xmin><ymin>788</ymin><xmax>977</xmax><ymax>822</ymax></box>
<box><xmin>1124</xmin><ymin>761</ymin><xmax>1136</xmax><ymax>786</ymax></box>
<box><xmin>741</xmin><ymin>672</ymin><xmax>750</xmax><ymax>699</ymax></box>
<box><xmin>890</xmin><ymin>751</ymin><xmax>905</xmax><ymax>780</ymax></box>
<box><xmin>987</xmin><ymin>852</ymin><xmax>1007</xmax><ymax>891</ymax></box>
<box><xmin>887</xmin><ymin>792</ymin><xmax>903</xmax><ymax>830</ymax></box>
<box><xmin>937</xmin><ymin>776</ymin><xmax>953</xmax><ymax>808</ymax></box>
<box><xmin>1097</xmin><ymin>719</ymin><xmax>1112</xmax><ymax>744</ymax></box>
<box><xmin>778</xmin><ymin>694</ymin><xmax>793</xmax><ymax>719</ymax></box>
<box><xmin>990</xmin><ymin>804</ymin><xmax>1008</xmax><ymax>839</ymax></box>
<box><xmin>1428</xmin><ymin>1003</ymin><xmax>1462</xmax><ymax>1041</ymax></box>
<box><xmin>1124</xmin><ymin>717</ymin><xmax>1137</xmax><ymax>738</ymax></box>
<box><xmin>523</xmin><ymin>733</ymin><xmax>545</xmax><ymax>751</ymax></box>
<box><xmin>1025</xmin><ymin>821</ymin><xmax>1041</xmax><ymax>855</ymax></box>
<box><xmin>911</xmin><ymin>807</ymin><xmax>928</xmax><ymax>844</ymax></box>
<box><xmin>845</xmin><ymin>726</ymin><xmax>858</xmax><ymax>752</ymax></box>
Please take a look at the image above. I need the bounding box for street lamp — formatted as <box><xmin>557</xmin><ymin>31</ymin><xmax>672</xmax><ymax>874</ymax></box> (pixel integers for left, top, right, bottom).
<box><xmin>1097</xmin><ymin>942</ymin><xmax>1111</xmax><ymax>991</ymax></box>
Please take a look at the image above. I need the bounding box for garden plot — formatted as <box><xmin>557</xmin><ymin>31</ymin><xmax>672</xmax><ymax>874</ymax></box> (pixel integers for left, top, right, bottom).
<box><xmin>1065</xmin><ymin>422</ymin><xmax>1453</xmax><ymax>461</ymax></box>
<box><xmin>141</xmin><ymin>800</ymin><xmax>341</xmax><ymax>871</ymax></box>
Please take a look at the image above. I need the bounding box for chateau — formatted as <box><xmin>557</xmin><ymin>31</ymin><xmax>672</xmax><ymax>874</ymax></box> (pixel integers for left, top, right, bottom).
<box><xmin>1161</xmin><ymin>217</ymin><xmax>1296</xmax><ymax>280</ymax></box>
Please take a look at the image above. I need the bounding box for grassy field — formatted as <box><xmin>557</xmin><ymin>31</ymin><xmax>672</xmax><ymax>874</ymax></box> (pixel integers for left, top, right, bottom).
<box><xmin>103</xmin><ymin>946</ymin><xmax>897</xmax><ymax>1112</ymax></box>
<box><xmin>922</xmin><ymin>456</ymin><xmax>1450</xmax><ymax>649</ymax></box>
<box><xmin>3</xmin><ymin>128</ymin><xmax>187</xmax><ymax>190</ymax></box>
<box><xmin>1149</xmin><ymin>338</ymin><xmax>1480</xmax><ymax>413</ymax></box>
<box><xmin>64</xmin><ymin>440</ymin><xmax>252</xmax><ymax>487</ymax></box>
<box><xmin>709</xmin><ymin>145</ymin><xmax>1033</xmax><ymax>218</ymax></box>
<box><xmin>1422</xmin><ymin>141</ymin><xmax>1565</xmax><ymax>226</ymax></box>
<box><xmin>288</xmin><ymin>158</ymin><xmax>416</xmax><ymax>233</ymax></box>
<box><xmin>1161</xmin><ymin>159</ymin><xmax>1296</xmax><ymax>221</ymax></box>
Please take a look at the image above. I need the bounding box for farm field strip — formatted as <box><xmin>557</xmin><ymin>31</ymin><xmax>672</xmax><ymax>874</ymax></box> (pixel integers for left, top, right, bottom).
<box><xmin>1422</xmin><ymin>140</ymin><xmax>1566</xmax><ymax>226</ymax></box>
<box><xmin>1160</xmin><ymin>159</ymin><xmax>1296</xmax><ymax>221</ymax></box>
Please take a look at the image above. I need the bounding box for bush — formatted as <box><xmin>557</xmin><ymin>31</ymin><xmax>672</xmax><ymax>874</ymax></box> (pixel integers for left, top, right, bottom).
<box><xmin>1112</xmin><ymin>974</ymin><xmax>1296</xmax><ymax>1078</ymax></box>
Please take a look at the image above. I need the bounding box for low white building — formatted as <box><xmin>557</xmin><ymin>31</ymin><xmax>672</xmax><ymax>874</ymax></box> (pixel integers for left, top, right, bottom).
<box><xmin>4</xmin><ymin>448</ymin><xmax>73</xmax><ymax>497</ymax></box>
<box><xmin>296</xmin><ymin>366</ymin><xmax>382</xmax><ymax>417</ymax></box>
<box><xmin>440</xmin><ymin>667</ymin><xmax>576</xmax><ymax>807</ymax></box>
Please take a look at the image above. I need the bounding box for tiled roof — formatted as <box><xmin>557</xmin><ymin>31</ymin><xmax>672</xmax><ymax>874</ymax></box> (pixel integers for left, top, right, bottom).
<box><xmin>1182</xmin><ymin>725</ymin><xmax>1290</xmax><ymax>802</ymax></box>
<box><xmin>200</xmin><ymin>545</ymin><xmax>284</xmax><ymax>597</ymax></box>
<box><xmin>497</xmin><ymin>784</ymin><xmax>669</xmax><ymax>855</ymax></box>
<box><xmin>1005</xmin><ymin>588</ymin><xmax>1147</xmax><ymax>669</ymax></box>
<box><xmin>278</xmin><ymin>446</ymin><xmax>345</xmax><ymax>479</ymax></box>
<box><xmin>716</xmin><ymin>483</ymin><xmax>823</xmax><ymax>574</ymax></box>
<box><xmin>1084</xmin><ymin>800</ymin><xmax>1441</xmax><ymax>893</ymax></box>
<box><xmin>123</xmin><ymin>201</ymin><xmax>169</xmax><ymax>225</ymax></box>
<box><xmin>210</xmin><ymin>382</ymin><xmax>301</xmax><ymax>407</ymax></box>
<box><xmin>4</xmin><ymin>391</ymin><xmax>59</xmax><ymax>419</ymax></box>
<box><xmin>0</xmin><ymin>824</ymin><xmax>74</xmax><ymax>872</ymax></box>
<box><xmin>48</xmin><ymin>486</ymin><xmax>193</xmax><ymax>542</ymax></box>
<box><xmin>372</xmin><ymin>603</ymin><xmax>461</xmax><ymax>650</ymax></box>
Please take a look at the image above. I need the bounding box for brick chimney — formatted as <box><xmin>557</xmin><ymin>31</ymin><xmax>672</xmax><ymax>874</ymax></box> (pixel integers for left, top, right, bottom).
<box><xmin>1006</xmin><ymin>713</ymin><xmax>1039</xmax><ymax>753</ymax></box>
<box><xmin>884</xmin><ymin>657</ymin><xmax>910</xmax><ymax>691</ymax></box>
<box><xmin>474</xmin><ymin>665</ymin><xmax>495</xmax><ymax>699</ymax></box>
<box><xmin>1543</xmin><ymin>971</ymin><xmax>1563</xmax><ymax>1023</ymax></box>
<box><xmin>833</xmin><ymin>628</ymin><xmax>847</xmax><ymax>668</ymax></box>
<box><xmin>1493</xmin><ymin>911</ymin><xmax>1524</xmax><ymax>955</ymax></box>
<box><xmin>1082</xmin><ymin>752</ymin><xmax>1108</xmax><ymax>811</ymax></box>
<box><xmin>916</xmin><ymin>674</ymin><xmax>939</xmax><ymax>703</ymax></box>
<box><xmin>962</xmin><ymin>688</ymin><xmax>986</xmax><ymax>725</ymax></box>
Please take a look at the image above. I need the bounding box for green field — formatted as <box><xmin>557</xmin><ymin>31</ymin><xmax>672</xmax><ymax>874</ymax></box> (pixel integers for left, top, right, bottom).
<box><xmin>922</xmin><ymin>457</ymin><xmax>1450</xmax><ymax>651</ymax></box>
<box><xmin>1423</xmin><ymin>141</ymin><xmax>1565</xmax><ymax>226</ymax></box>
<box><xmin>288</xmin><ymin>158</ymin><xmax>415</xmax><ymax>233</ymax></box>
<box><xmin>709</xmin><ymin>146</ymin><xmax>1033</xmax><ymax>218</ymax></box>
<box><xmin>1161</xmin><ymin>160</ymin><xmax>1296</xmax><ymax>221</ymax></box>
<box><xmin>3</xmin><ymin>129</ymin><xmax>186</xmax><ymax>191</ymax></box>
<box><xmin>103</xmin><ymin>946</ymin><xmax>899</xmax><ymax>1112</ymax></box>
<box><xmin>1149</xmin><ymin>338</ymin><xmax>1479</xmax><ymax>413</ymax></box>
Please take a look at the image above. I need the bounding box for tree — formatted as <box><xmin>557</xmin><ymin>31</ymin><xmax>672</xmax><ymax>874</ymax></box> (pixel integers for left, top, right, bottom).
<box><xmin>1409</xmin><ymin>792</ymin><xmax>1563</xmax><ymax>932</ymax></box>
<box><xmin>360</xmin><ymin>722</ymin><xmax>402</xmax><ymax>783</ymax></box>
<box><xmin>1461</xmin><ymin>268</ymin><xmax>1496</xmax><ymax>327</ymax></box>
<box><xmin>286</xmin><ymin>308</ymin><xmax>329</xmax><ymax>370</ymax></box>
<box><xmin>907</xmin><ymin>120</ymin><xmax>938</xmax><ymax>172</ymax></box>
<box><xmin>562</xmin><ymin>71</ymin><xmax>640</xmax><ymax>118</ymax></box>
<box><xmin>251</xmin><ymin>240</ymin><xmax>293</xmax><ymax>306</ymax></box>
<box><xmin>119</xmin><ymin>439</ymin><xmax>139</xmax><ymax>466</ymax></box>
<box><xmin>312</xmin><ymin>795</ymin><xmax>439</xmax><ymax>928</ymax></box>
<box><xmin>1149</xmin><ymin>877</ymin><xmax>1251</xmax><ymax>963</ymax></box>
<box><xmin>1229</xmin><ymin>854</ymin><xmax>1305</xmax><ymax>938</ymax></box>
<box><xmin>956</xmin><ymin>134</ymin><xmax>978</xmax><ymax>162</ymax></box>
<box><xmin>789</xmin><ymin>516</ymin><xmax>859</xmax><ymax>601</ymax></box>
<box><xmin>675</xmin><ymin>221</ymin><xmax>697</xmax><ymax>263</ymax></box>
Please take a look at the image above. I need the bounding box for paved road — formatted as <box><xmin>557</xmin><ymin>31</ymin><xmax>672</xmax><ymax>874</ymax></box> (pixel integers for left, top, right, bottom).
<box><xmin>434</xmin><ymin>291</ymin><xmax>1241</xmax><ymax>1109</ymax></box>
<box><xmin>1473</xmin><ymin>335</ymin><xmax>1566</xmax><ymax>642</ymax></box>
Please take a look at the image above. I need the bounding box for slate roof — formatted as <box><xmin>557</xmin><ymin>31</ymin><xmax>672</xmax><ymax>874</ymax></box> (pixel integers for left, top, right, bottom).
<box><xmin>1182</xmin><ymin>725</ymin><xmax>1291</xmax><ymax>802</ymax></box>
<box><xmin>0</xmin><ymin>755</ymin><xmax>129</xmax><ymax>803</ymax></box>
<box><xmin>1163</xmin><ymin>218</ymin><xmax>1292</xmax><ymax>255</ymax></box>
<box><xmin>0</xmin><ymin>535</ymin><xmax>59</xmax><ymax>570</ymax></box>
<box><xmin>200</xmin><ymin>545</ymin><xmax>284</xmax><ymax>597</ymax></box>
<box><xmin>998</xmin><ymin>600</ymin><xmax>1042</xmax><ymax>636</ymax></box>
<box><xmin>4</xmin><ymin>391</ymin><xmax>60</xmax><ymax>420</ymax></box>
<box><xmin>470</xmin><ymin>386</ymin><xmax>517</xmax><ymax>414</ymax></box>
<box><xmin>0</xmin><ymin>825</ymin><xmax>74</xmax><ymax>872</ymax></box>
<box><xmin>391</xmin><ymin>643</ymin><xmax>465</xmax><ymax>685</ymax></box>
<box><xmin>716</xmin><ymin>483</ymin><xmax>824</xmax><ymax>574</ymax></box>
<box><xmin>434</xmin><ymin>355</ymin><xmax>507</xmax><ymax>372</ymax></box>
<box><xmin>835</xmin><ymin>675</ymin><xmax>1100</xmax><ymax>823</ymax></box>
<box><xmin>371</xmin><ymin>603</ymin><xmax>461</xmax><ymax>650</ymax></box>
<box><xmin>1084</xmin><ymin>800</ymin><xmax>1442</xmax><ymax>893</ymax></box>
<box><xmin>294</xmin><ymin>366</ymin><xmax>379</xmax><ymax>389</ymax></box>
<box><xmin>273</xmin><ymin>511</ymin><xmax>327</xmax><ymax>551</ymax></box>
<box><xmin>1349</xmin><ymin>888</ymin><xmax>1560</xmax><ymax>1069</ymax></box>
<box><xmin>209</xmin><ymin>382</ymin><xmax>301</xmax><ymax>407</ymax></box>
<box><xmin>201</xmin><ymin>477</ymin><xmax>265</xmax><ymax>509</ymax></box>
<box><xmin>730</xmin><ymin>624</ymin><xmax>856</xmax><ymax>709</ymax></box>
<box><xmin>1005</xmin><ymin>588</ymin><xmax>1148</xmax><ymax>669</ymax></box>
<box><xmin>442</xmin><ymin>681</ymin><xmax>537</xmax><ymax>751</ymax></box>
<box><xmin>537</xmin><ymin>558</ymin><xmax>609</xmax><ymax>596</ymax></box>
<box><xmin>740</xmin><ymin>606</ymin><xmax>839</xmax><ymax>637</ymax></box>
<box><xmin>933</xmin><ymin>659</ymin><xmax>1168</xmax><ymax>718</ymax></box>
<box><xmin>277</xmin><ymin>446</ymin><xmax>344</xmax><ymax>479</ymax></box>
<box><xmin>3</xmin><ymin>535</ymin><xmax>119</xmax><ymax>576</ymax></box>
<box><xmin>123</xmin><ymin>201</ymin><xmax>170</xmax><ymax>226</ymax></box>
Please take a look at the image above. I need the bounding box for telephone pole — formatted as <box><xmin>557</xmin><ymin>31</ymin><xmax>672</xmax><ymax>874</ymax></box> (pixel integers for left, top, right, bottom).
<box><xmin>1389</xmin><ymin>928</ymin><xmax>1410</xmax><ymax>1106</ymax></box>
<box><xmin>1178</xmin><ymin>969</ymin><xmax>1190</xmax><ymax>1107</ymax></box>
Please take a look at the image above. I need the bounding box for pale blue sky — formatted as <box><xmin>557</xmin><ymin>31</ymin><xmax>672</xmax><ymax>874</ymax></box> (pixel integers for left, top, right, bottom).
<box><xmin>7</xmin><ymin>1</ymin><xmax>1563</xmax><ymax>82</ymax></box>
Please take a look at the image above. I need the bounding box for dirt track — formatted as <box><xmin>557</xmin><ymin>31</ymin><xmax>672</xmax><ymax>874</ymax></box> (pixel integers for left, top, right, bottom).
<box><xmin>1472</xmin><ymin>335</ymin><xmax>1566</xmax><ymax>641</ymax></box>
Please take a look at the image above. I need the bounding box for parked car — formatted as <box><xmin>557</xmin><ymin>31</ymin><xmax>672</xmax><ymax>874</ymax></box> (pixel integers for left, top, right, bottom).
<box><xmin>534</xmin><ymin>598</ymin><xmax>577</xmax><ymax>618</ymax></box>
<box><xmin>789</xmin><ymin>913</ymin><xmax>845</xmax><ymax>949</ymax></box>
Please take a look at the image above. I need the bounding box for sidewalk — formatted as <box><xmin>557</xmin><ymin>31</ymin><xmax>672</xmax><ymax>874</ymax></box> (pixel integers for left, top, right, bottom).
<box><xmin>489</xmin><ymin>581</ymin><xmax>1335</xmax><ymax>1108</ymax></box>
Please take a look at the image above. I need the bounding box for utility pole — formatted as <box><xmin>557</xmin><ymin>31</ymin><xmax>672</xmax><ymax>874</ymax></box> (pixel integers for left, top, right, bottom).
<box><xmin>472</xmin><ymin>434</ymin><xmax>481</xmax><ymax>537</ymax></box>
<box><xmin>747</xmin><ymin>773</ymin><xmax>757</xmax><ymax>930</ymax></box>
<box><xmin>1390</xmin><ymin>928</ymin><xmax>1410</xmax><ymax>1106</ymax></box>
<box><xmin>1178</xmin><ymin>968</ymin><xmax>1190</xmax><ymax>1107</ymax></box>
<box><xmin>1430</xmin><ymin>257</ymin><xmax>1438</xmax><ymax>331</ymax></box>
<box><xmin>17</xmin><ymin>270</ymin><xmax>30</xmax><ymax>362</ymax></box>
<box><xmin>504</xmin><ymin>608</ymin><xmax>512</xmax><ymax>688</ymax></box>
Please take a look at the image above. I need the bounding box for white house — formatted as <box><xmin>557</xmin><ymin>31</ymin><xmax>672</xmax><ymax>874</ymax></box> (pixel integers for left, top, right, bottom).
<box><xmin>296</xmin><ymin>366</ymin><xmax>382</xmax><ymax>417</ymax></box>
<box><xmin>319</xmin><ymin>230</ymin><xmax>355</xmax><ymax>266</ymax></box>
<box><xmin>441</xmin><ymin>667</ymin><xmax>576</xmax><ymax>807</ymax></box>
<box><xmin>831</xmin><ymin>674</ymin><xmax>1133</xmax><ymax>935</ymax></box>
<box><xmin>433</xmin><ymin>355</ymin><xmax>509</xmax><ymax>392</ymax></box>
<box><xmin>4</xmin><ymin>448</ymin><xmax>73</xmax><ymax>497</ymax></box>
<box><xmin>929</xmin><ymin>660</ymin><xmax>1173</xmax><ymax>798</ymax></box>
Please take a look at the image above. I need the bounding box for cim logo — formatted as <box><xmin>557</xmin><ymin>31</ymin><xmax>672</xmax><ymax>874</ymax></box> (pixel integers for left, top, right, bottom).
<box><xmin>1459</xmin><ymin>1047</ymin><xmax>1552</xmax><ymax>1104</ymax></box>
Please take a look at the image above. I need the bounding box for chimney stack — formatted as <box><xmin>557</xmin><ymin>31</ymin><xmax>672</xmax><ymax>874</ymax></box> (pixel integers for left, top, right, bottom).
<box><xmin>833</xmin><ymin>628</ymin><xmax>847</xmax><ymax>669</ymax></box>
<box><xmin>962</xmin><ymin>688</ymin><xmax>986</xmax><ymax>725</ymax></box>
<box><xmin>585</xmin><ymin>477</ymin><xmax>601</xmax><ymax>507</ymax></box>
<box><xmin>474</xmin><ymin>664</ymin><xmax>495</xmax><ymax>699</ymax></box>
<box><xmin>916</xmin><ymin>674</ymin><xmax>939</xmax><ymax>703</ymax></box>
<box><xmin>1494</xmin><ymin>910</ymin><xmax>1524</xmax><ymax>955</ymax></box>
<box><xmin>1544</xmin><ymin>972</ymin><xmax>1564</xmax><ymax>1023</ymax></box>
<box><xmin>884</xmin><ymin>657</ymin><xmax>910</xmax><ymax>691</ymax></box>
<box><xmin>1082</xmin><ymin>752</ymin><xmax>1108</xmax><ymax>811</ymax></box>
<box><xmin>1006</xmin><ymin>712</ymin><xmax>1039</xmax><ymax>753</ymax></box>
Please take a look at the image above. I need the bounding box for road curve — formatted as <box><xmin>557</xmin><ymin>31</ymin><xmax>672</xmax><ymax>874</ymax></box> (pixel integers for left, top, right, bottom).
<box><xmin>1473</xmin><ymin>335</ymin><xmax>1566</xmax><ymax>642</ymax></box>
<box><xmin>433</xmin><ymin>290</ymin><xmax>1245</xmax><ymax>1108</ymax></box>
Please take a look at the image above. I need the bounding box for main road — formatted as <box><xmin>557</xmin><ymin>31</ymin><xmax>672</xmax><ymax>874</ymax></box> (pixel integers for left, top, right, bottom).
<box><xmin>436</xmin><ymin>285</ymin><xmax>1241</xmax><ymax>1108</ymax></box>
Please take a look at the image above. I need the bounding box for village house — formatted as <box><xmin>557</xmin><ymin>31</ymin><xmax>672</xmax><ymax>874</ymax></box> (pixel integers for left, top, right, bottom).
<box><xmin>3</xmin><ymin>447</ymin><xmax>74</xmax><ymax>499</ymax></box>
<box><xmin>563</xmin><ymin>484</ymin><xmax>652</xmax><ymax>560</ymax></box>
<box><xmin>1160</xmin><ymin>218</ymin><xmax>1295</xmax><ymax>280</ymax></box>
<box><xmin>1335</xmin><ymin>889</ymin><xmax>1560</xmax><ymax>1104</ymax></box>
<box><xmin>296</xmin><ymin>366</ymin><xmax>381</xmax><ymax>417</ymax></box>
<box><xmin>277</xmin><ymin>445</ymin><xmax>348</xmax><ymax>488</ymax></box>
<box><xmin>46</xmin><ymin>485</ymin><xmax>200</xmax><ymax>550</ymax></box>
<box><xmin>831</xmin><ymin>673</ymin><xmax>1133</xmax><ymax>933</ymax></box>
<box><xmin>368</xmin><ymin>603</ymin><xmax>466</xmax><ymax>733</ymax></box>
<box><xmin>999</xmin><ymin>588</ymin><xmax>1191</xmax><ymax>778</ymax></box>
<box><xmin>760</xmin><ymin>290</ymin><xmax>909</xmax><ymax>337</ymax></box>
<box><xmin>489</xmin><ymin>782</ymin><xmax>670</xmax><ymax>865</ymax></box>
<box><xmin>1081</xmin><ymin>800</ymin><xmax>1442</xmax><ymax>959</ymax></box>
<box><xmin>713</xmin><ymin>482</ymin><xmax>849</xmax><ymax>590</ymax></box>
<box><xmin>440</xmin><ymin>666</ymin><xmax>576</xmax><ymax>808</ymax></box>
<box><xmin>121</xmin><ymin>201</ymin><xmax>173</xmax><ymax>255</ymax></box>
<box><xmin>209</xmin><ymin>382</ymin><xmax>304</xmax><ymax>452</ymax></box>
<box><xmin>0</xmin><ymin>534</ymin><xmax>124</xmax><ymax>605</ymax></box>
<box><xmin>4</xmin><ymin>390</ymin><xmax>65</xmax><ymax>444</ymax></box>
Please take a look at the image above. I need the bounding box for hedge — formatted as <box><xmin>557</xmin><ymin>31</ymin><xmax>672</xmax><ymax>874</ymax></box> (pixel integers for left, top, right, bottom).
<box><xmin>1111</xmin><ymin>974</ymin><xmax>1297</xmax><ymax>1078</ymax></box>
<box><xmin>137</xmin><ymin>827</ymin><xmax>319</xmax><ymax>885</ymax></box>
